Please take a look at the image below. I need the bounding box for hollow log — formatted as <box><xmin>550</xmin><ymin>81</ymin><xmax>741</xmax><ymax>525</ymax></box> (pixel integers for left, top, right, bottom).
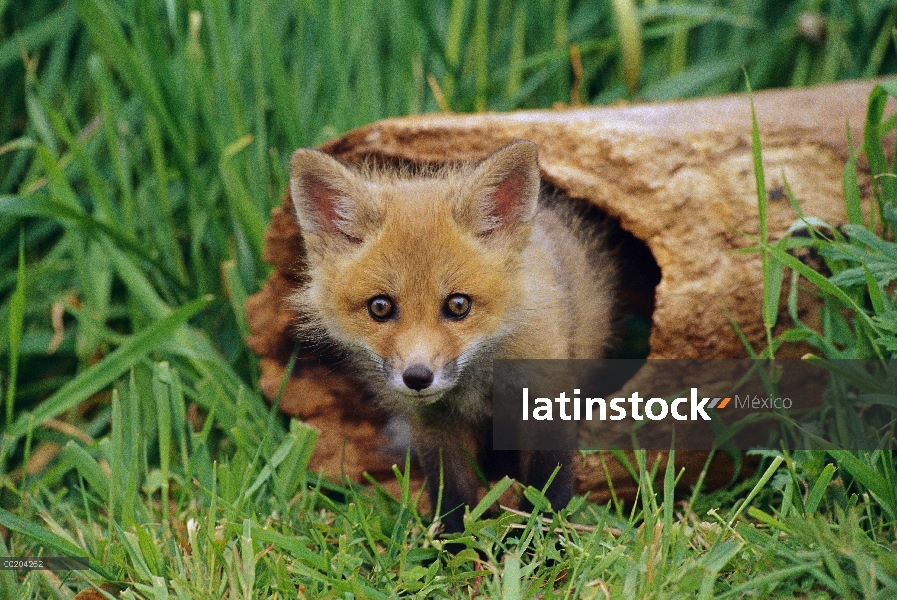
<box><xmin>246</xmin><ymin>80</ymin><xmax>885</xmax><ymax>504</ymax></box>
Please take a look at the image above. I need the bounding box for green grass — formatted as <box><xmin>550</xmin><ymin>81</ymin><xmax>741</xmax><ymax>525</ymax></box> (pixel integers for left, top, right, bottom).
<box><xmin>1</xmin><ymin>0</ymin><xmax>897</xmax><ymax>597</ymax></box>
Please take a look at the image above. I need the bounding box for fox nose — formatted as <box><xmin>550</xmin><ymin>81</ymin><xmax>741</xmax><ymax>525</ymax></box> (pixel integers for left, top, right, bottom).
<box><xmin>402</xmin><ymin>365</ymin><xmax>434</xmax><ymax>391</ymax></box>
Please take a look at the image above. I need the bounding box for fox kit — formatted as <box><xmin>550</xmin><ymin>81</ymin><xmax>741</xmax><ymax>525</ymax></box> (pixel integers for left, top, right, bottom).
<box><xmin>289</xmin><ymin>141</ymin><xmax>615</xmax><ymax>534</ymax></box>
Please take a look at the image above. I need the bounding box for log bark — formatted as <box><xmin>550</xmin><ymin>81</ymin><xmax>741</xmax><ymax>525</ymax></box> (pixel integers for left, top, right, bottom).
<box><xmin>246</xmin><ymin>79</ymin><xmax>885</xmax><ymax>504</ymax></box>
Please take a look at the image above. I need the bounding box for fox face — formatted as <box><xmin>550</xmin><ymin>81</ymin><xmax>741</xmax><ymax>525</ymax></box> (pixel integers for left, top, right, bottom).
<box><xmin>288</xmin><ymin>141</ymin><xmax>590</xmax><ymax>533</ymax></box>
<box><xmin>289</xmin><ymin>142</ymin><xmax>541</xmax><ymax>407</ymax></box>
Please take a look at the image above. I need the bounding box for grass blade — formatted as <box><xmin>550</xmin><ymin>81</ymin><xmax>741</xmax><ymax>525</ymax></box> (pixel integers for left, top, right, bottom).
<box><xmin>58</xmin><ymin>440</ymin><xmax>111</xmax><ymax>503</ymax></box>
<box><xmin>804</xmin><ymin>463</ymin><xmax>837</xmax><ymax>514</ymax></box>
<box><xmin>6</xmin><ymin>296</ymin><xmax>211</xmax><ymax>439</ymax></box>
<box><xmin>611</xmin><ymin>0</ymin><xmax>642</xmax><ymax>96</ymax></box>
<box><xmin>827</xmin><ymin>451</ymin><xmax>897</xmax><ymax>520</ymax></box>
<box><xmin>0</xmin><ymin>507</ymin><xmax>115</xmax><ymax>579</ymax></box>
<box><xmin>469</xmin><ymin>476</ymin><xmax>514</xmax><ymax>522</ymax></box>
<box><xmin>5</xmin><ymin>230</ymin><xmax>24</xmax><ymax>428</ymax></box>
<box><xmin>843</xmin><ymin>123</ymin><xmax>863</xmax><ymax>226</ymax></box>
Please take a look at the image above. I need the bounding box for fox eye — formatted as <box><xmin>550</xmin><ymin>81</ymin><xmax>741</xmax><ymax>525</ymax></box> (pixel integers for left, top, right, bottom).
<box><xmin>443</xmin><ymin>294</ymin><xmax>471</xmax><ymax>319</ymax></box>
<box><xmin>368</xmin><ymin>295</ymin><xmax>395</xmax><ymax>321</ymax></box>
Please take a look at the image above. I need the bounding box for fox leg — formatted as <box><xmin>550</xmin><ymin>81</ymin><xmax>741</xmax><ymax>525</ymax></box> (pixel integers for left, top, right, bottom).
<box><xmin>521</xmin><ymin>450</ymin><xmax>574</xmax><ymax>513</ymax></box>
<box><xmin>412</xmin><ymin>421</ymin><xmax>482</xmax><ymax>535</ymax></box>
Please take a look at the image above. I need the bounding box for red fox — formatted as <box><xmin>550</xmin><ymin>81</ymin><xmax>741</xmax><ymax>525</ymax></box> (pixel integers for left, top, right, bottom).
<box><xmin>288</xmin><ymin>141</ymin><xmax>615</xmax><ymax>534</ymax></box>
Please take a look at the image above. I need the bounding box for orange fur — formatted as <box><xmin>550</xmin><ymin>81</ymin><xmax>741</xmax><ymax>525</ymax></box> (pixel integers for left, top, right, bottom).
<box><xmin>289</xmin><ymin>141</ymin><xmax>616</xmax><ymax>534</ymax></box>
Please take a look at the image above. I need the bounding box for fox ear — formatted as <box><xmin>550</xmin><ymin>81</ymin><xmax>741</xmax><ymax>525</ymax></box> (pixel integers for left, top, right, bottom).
<box><xmin>457</xmin><ymin>140</ymin><xmax>540</xmax><ymax>236</ymax></box>
<box><xmin>289</xmin><ymin>149</ymin><xmax>366</xmax><ymax>244</ymax></box>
